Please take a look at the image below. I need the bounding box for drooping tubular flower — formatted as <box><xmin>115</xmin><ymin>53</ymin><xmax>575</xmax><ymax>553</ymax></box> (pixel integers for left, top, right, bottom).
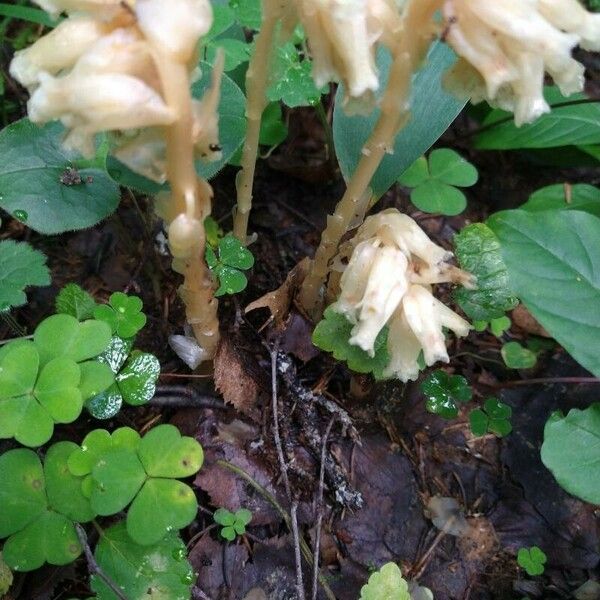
<box><xmin>9</xmin><ymin>0</ymin><xmax>222</xmax><ymax>181</ymax></box>
<box><xmin>330</xmin><ymin>209</ymin><xmax>474</xmax><ymax>382</ymax></box>
<box><xmin>443</xmin><ymin>0</ymin><xmax>600</xmax><ymax>126</ymax></box>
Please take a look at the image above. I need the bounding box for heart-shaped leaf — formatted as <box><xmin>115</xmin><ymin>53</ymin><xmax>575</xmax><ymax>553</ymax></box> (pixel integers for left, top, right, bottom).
<box><xmin>0</xmin><ymin>341</ymin><xmax>39</xmax><ymax>397</ymax></box>
<box><xmin>0</xmin><ymin>394</ymin><xmax>54</xmax><ymax>448</ymax></box>
<box><xmin>117</xmin><ymin>352</ymin><xmax>160</xmax><ymax>406</ymax></box>
<box><xmin>138</xmin><ymin>424</ymin><xmax>203</xmax><ymax>478</ymax></box>
<box><xmin>218</xmin><ymin>235</ymin><xmax>255</xmax><ymax>270</ymax></box>
<box><xmin>78</xmin><ymin>361</ymin><xmax>115</xmax><ymax>402</ymax></box>
<box><xmin>86</xmin><ymin>384</ymin><xmax>123</xmax><ymax>420</ymax></box>
<box><xmin>91</xmin><ymin>448</ymin><xmax>146</xmax><ymax>516</ymax></box>
<box><xmin>44</xmin><ymin>442</ymin><xmax>95</xmax><ymax>523</ymax></box>
<box><xmin>501</xmin><ymin>342</ymin><xmax>537</xmax><ymax>370</ymax></box>
<box><xmin>410</xmin><ymin>179</ymin><xmax>467</xmax><ymax>216</ymax></box>
<box><xmin>34</xmin><ymin>357</ymin><xmax>82</xmax><ymax>423</ymax></box>
<box><xmin>126</xmin><ymin>479</ymin><xmax>198</xmax><ymax>545</ymax></box>
<box><xmin>214</xmin><ymin>266</ymin><xmax>248</xmax><ymax>296</ymax></box>
<box><xmin>428</xmin><ymin>148</ymin><xmax>478</xmax><ymax>187</ymax></box>
<box><xmin>0</xmin><ymin>449</ymin><xmax>46</xmax><ymax>538</ymax></box>
<box><xmin>55</xmin><ymin>283</ymin><xmax>97</xmax><ymax>321</ymax></box>
<box><xmin>97</xmin><ymin>336</ymin><xmax>134</xmax><ymax>374</ymax></box>
<box><xmin>34</xmin><ymin>314</ymin><xmax>112</xmax><ymax>366</ymax></box>
<box><xmin>91</xmin><ymin>521</ymin><xmax>194</xmax><ymax>600</ymax></box>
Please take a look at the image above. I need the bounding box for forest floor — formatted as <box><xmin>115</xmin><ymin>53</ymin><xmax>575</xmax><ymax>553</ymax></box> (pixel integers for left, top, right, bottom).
<box><xmin>1</xmin><ymin>72</ymin><xmax>600</xmax><ymax>600</ymax></box>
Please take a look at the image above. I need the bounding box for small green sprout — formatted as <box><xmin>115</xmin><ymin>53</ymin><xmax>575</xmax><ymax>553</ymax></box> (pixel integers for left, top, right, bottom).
<box><xmin>93</xmin><ymin>292</ymin><xmax>147</xmax><ymax>339</ymax></box>
<box><xmin>214</xmin><ymin>508</ymin><xmax>252</xmax><ymax>541</ymax></box>
<box><xmin>469</xmin><ymin>397</ymin><xmax>513</xmax><ymax>437</ymax></box>
<box><xmin>359</xmin><ymin>562</ymin><xmax>410</xmax><ymax>600</ymax></box>
<box><xmin>472</xmin><ymin>315</ymin><xmax>511</xmax><ymax>337</ymax></box>
<box><xmin>206</xmin><ymin>234</ymin><xmax>255</xmax><ymax>296</ymax></box>
<box><xmin>398</xmin><ymin>148</ymin><xmax>478</xmax><ymax>216</ymax></box>
<box><xmin>501</xmin><ymin>341</ymin><xmax>537</xmax><ymax>369</ymax></box>
<box><xmin>421</xmin><ymin>370</ymin><xmax>472</xmax><ymax>419</ymax></box>
<box><xmin>517</xmin><ymin>546</ymin><xmax>547</xmax><ymax>576</ymax></box>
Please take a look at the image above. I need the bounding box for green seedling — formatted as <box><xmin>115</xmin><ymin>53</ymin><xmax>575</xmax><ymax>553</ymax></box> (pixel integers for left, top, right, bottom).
<box><xmin>360</xmin><ymin>562</ymin><xmax>410</xmax><ymax>600</ymax></box>
<box><xmin>206</xmin><ymin>234</ymin><xmax>255</xmax><ymax>296</ymax></box>
<box><xmin>501</xmin><ymin>341</ymin><xmax>537</xmax><ymax>369</ymax></box>
<box><xmin>93</xmin><ymin>292</ymin><xmax>147</xmax><ymax>339</ymax></box>
<box><xmin>68</xmin><ymin>425</ymin><xmax>203</xmax><ymax>545</ymax></box>
<box><xmin>0</xmin><ymin>314</ymin><xmax>113</xmax><ymax>447</ymax></box>
<box><xmin>517</xmin><ymin>546</ymin><xmax>547</xmax><ymax>576</ymax></box>
<box><xmin>421</xmin><ymin>370</ymin><xmax>472</xmax><ymax>419</ymax></box>
<box><xmin>87</xmin><ymin>336</ymin><xmax>160</xmax><ymax>419</ymax></box>
<box><xmin>398</xmin><ymin>148</ymin><xmax>478</xmax><ymax>216</ymax></box>
<box><xmin>469</xmin><ymin>397</ymin><xmax>513</xmax><ymax>437</ymax></box>
<box><xmin>214</xmin><ymin>508</ymin><xmax>252</xmax><ymax>541</ymax></box>
<box><xmin>312</xmin><ymin>307</ymin><xmax>390</xmax><ymax>380</ymax></box>
<box><xmin>472</xmin><ymin>315</ymin><xmax>511</xmax><ymax>337</ymax></box>
<box><xmin>454</xmin><ymin>223</ymin><xmax>519</xmax><ymax>322</ymax></box>
<box><xmin>91</xmin><ymin>521</ymin><xmax>194</xmax><ymax>600</ymax></box>
<box><xmin>0</xmin><ymin>442</ymin><xmax>95</xmax><ymax>571</ymax></box>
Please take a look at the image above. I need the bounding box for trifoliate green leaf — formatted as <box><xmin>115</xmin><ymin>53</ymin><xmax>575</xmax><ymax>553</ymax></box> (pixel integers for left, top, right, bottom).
<box><xmin>421</xmin><ymin>370</ymin><xmax>472</xmax><ymax>420</ymax></box>
<box><xmin>93</xmin><ymin>292</ymin><xmax>146</xmax><ymax>339</ymax></box>
<box><xmin>469</xmin><ymin>398</ymin><xmax>512</xmax><ymax>437</ymax></box>
<box><xmin>312</xmin><ymin>307</ymin><xmax>390</xmax><ymax>380</ymax></box>
<box><xmin>55</xmin><ymin>284</ymin><xmax>97</xmax><ymax>321</ymax></box>
<box><xmin>218</xmin><ymin>235</ymin><xmax>255</xmax><ymax>270</ymax></box>
<box><xmin>428</xmin><ymin>148</ymin><xmax>478</xmax><ymax>187</ymax></box>
<box><xmin>454</xmin><ymin>223</ymin><xmax>518</xmax><ymax>321</ymax></box>
<box><xmin>359</xmin><ymin>562</ymin><xmax>410</xmax><ymax>600</ymax></box>
<box><xmin>517</xmin><ymin>546</ymin><xmax>547</xmax><ymax>576</ymax></box>
<box><xmin>0</xmin><ymin>240</ymin><xmax>50</xmax><ymax>311</ymax></box>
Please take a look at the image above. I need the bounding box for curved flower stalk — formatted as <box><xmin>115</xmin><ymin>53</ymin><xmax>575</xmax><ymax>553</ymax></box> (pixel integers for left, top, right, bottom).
<box><xmin>442</xmin><ymin>0</ymin><xmax>600</xmax><ymax>126</ymax></box>
<box><xmin>330</xmin><ymin>209</ymin><xmax>473</xmax><ymax>382</ymax></box>
<box><xmin>10</xmin><ymin>0</ymin><xmax>224</xmax><ymax>361</ymax></box>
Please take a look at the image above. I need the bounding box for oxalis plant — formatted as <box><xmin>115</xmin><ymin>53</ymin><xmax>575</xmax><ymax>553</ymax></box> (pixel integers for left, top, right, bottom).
<box><xmin>1</xmin><ymin>0</ymin><xmax>600</xmax><ymax>597</ymax></box>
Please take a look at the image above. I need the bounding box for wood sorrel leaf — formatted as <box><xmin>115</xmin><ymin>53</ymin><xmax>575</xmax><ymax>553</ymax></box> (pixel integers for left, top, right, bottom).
<box><xmin>55</xmin><ymin>283</ymin><xmax>97</xmax><ymax>321</ymax></box>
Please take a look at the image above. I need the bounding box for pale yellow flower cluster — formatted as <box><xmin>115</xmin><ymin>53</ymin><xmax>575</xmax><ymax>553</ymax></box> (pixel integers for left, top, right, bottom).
<box><xmin>332</xmin><ymin>209</ymin><xmax>473</xmax><ymax>382</ymax></box>
<box><xmin>443</xmin><ymin>0</ymin><xmax>600</xmax><ymax>125</ymax></box>
<box><xmin>9</xmin><ymin>0</ymin><xmax>222</xmax><ymax>182</ymax></box>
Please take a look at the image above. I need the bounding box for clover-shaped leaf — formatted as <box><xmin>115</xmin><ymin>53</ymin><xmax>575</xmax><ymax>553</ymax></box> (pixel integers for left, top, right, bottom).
<box><xmin>93</xmin><ymin>292</ymin><xmax>147</xmax><ymax>339</ymax></box>
<box><xmin>312</xmin><ymin>307</ymin><xmax>390</xmax><ymax>379</ymax></box>
<box><xmin>399</xmin><ymin>149</ymin><xmax>478</xmax><ymax>216</ymax></box>
<box><xmin>55</xmin><ymin>283</ymin><xmax>97</xmax><ymax>321</ymax></box>
<box><xmin>472</xmin><ymin>315</ymin><xmax>511</xmax><ymax>338</ymax></box>
<box><xmin>501</xmin><ymin>341</ymin><xmax>537</xmax><ymax>369</ymax></box>
<box><xmin>469</xmin><ymin>397</ymin><xmax>512</xmax><ymax>437</ymax></box>
<box><xmin>454</xmin><ymin>223</ymin><xmax>519</xmax><ymax>322</ymax></box>
<box><xmin>214</xmin><ymin>507</ymin><xmax>252</xmax><ymax>541</ymax></box>
<box><xmin>517</xmin><ymin>546</ymin><xmax>547</xmax><ymax>576</ymax></box>
<box><xmin>421</xmin><ymin>370</ymin><xmax>472</xmax><ymax>420</ymax></box>
<box><xmin>92</xmin><ymin>521</ymin><xmax>194</xmax><ymax>600</ymax></box>
<box><xmin>87</xmin><ymin>339</ymin><xmax>159</xmax><ymax>419</ymax></box>
<box><xmin>0</xmin><ymin>446</ymin><xmax>90</xmax><ymax>572</ymax></box>
<box><xmin>80</xmin><ymin>425</ymin><xmax>203</xmax><ymax>545</ymax></box>
<box><xmin>359</xmin><ymin>562</ymin><xmax>410</xmax><ymax>600</ymax></box>
<box><xmin>206</xmin><ymin>234</ymin><xmax>255</xmax><ymax>297</ymax></box>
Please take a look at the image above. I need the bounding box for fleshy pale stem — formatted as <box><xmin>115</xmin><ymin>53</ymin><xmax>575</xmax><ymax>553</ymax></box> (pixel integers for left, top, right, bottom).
<box><xmin>233</xmin><ymin>0</ymin><xmax>285</xmax><ymax>242</ymax></box>
<box><xmin>157</xmin><ymin>55</ymin><xmax>220</xmax><ymax>357</ymax></box>
<box><xmin>298</xmin><ymin>0</ymin><xmax>443</xmax><ymax>317</ymax></box>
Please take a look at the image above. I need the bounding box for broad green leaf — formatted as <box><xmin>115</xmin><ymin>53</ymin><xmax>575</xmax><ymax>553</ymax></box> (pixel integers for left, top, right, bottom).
<box><xmin>334</xmin><ymin>42</ymin><xmax>465</xmax><ymax>198</ymax></box>
<box><xmin>138</xmin><ymin>424</ymin><xmax>204</xmax><ymax>478</ymax></box>
<box><xmin>410</xmin><ymin>179</ymin><xmax>467</xmax><ymax>216</ymax></box>
<box><xmin>0</xmin><ymin>342</ymin><xmax>39</xmax><ymax>398</ymax></box>
<box><xmin>488</xmin><ymin>209</ymin><xmax>600</xmax><ymax>377</ymax></box>
<box><xmin>78</xmin><ymin>361</ymin><xmax>115</xmax><ymax>401</ymax></box>
<box><xmin>517</xmin><ymin>546</ymin><xmax>547</xmax><ymax>576</ymax></box>
<box><xmin>521</xmin><ymin>183</ymin><xmax>600</xmax><ymax>218</ymax></box>
<box><xmin>214</xmin><ymin>266</ymin><xmax>248</xmax><ymax>296</ymax></box>
<box><xmin>475</xmin><ymin>88</ymin><xmax>600</xmax><ymax>150</ymax></box>
<box><xmin>0</xmin><ymin>3</ymin><xmax>60</xmax><ymax>27</ymax></box>
<box><xmin>34</xmin><ymin>357</ymin><xmax>82</xmax><ymax>423</ymax></box>
<box><xmin>454</xmin><ymin>223</ymin><xmax>518</xmax><ymax>321</ymax></box>
<box><xmin>0</xmin><ymin>120</ymin><xmax>120</xmax><ymax>234</ymax></box>
<box><xmin>117</xmin><ymin>352</ymin><xmax>160</xmax><ymax>406</ymax></box>
<box><xmin>93</xmin><ymin>292</ymin><xmax>146</xmax><ymax>339</ymax></box>
<box><xmin>2</xmin><ymin>510</ymin><xmax>81</xmax><ymax>572</ymax></box>
<box><xmin>91</xmin><ymin>521</ymin><xmax>193</xmax><ymax>600</ymax></box>
<box><xmin>207</xmin><ymin>38</ymin><xmax>251</xmax><ymax>72</ymax></box>
<box><xmin>0</xmin><ymin>240</ymin><xmax>50</xmax><ymax>311</ymax></box>
<box><xmin>55</xmin><ymin>283</ymin><xmax>97</xmax><ymax>321</ymax></box>
<box><xmin>501</xmin><ymin>341</ymin><xmax>537</xmax><ymax>369</ymax></box>
<box><xmin>267</xmin><ymin>42</ymin><xmax>324</xmax><ymax>108</ymax></box>
<box><xmin>229</xmin><ymin>0</ymin><xmax>261</xmax><ymax>28</ymax></box>
<box><xmin>34</xmin><ymin>314</ymin><xmax>112</xmax><ymax>365</ymax></box>
<box><xmin>421</xmin><ymin>370</ymin><xmax>472</xmax><ymax>420</ymax></box>
<box><xmin>126</xmin><ymin>479</ymin><xmax>198</xmax><ymax>545</ymax></box>
<box><xmin>44</xmin><ymin>442</ymin><xmax>95</xmax><ymax>523</ymax></box>
<box><xmin>218</xmin><ymin>235</ymin><xmax>255</xmax><ymax>269</ymax></box>
<box><xmin>0</xmin><ymin>449</ymin><xmax>46</xmax><ymax>538</ymax></box>
<box><xmin>206</xmin><ymin>4</ymin><xmax>236</xmax><ymax>41</ymax></box>
<box><xmin>312</xmin><ymin>307</ymin><xmax>390</xmax><ymax>380</ymax></box>
<box><xmin>541</xmin><ymin>403</ymin><xmax>600</xmax><ymax>504</ymax></box>
<box><xmin>91</xmin><ymin>448</ymin><xmax>146</xmax><ymax>516</ymax></box>
<box><xmin>428</xmin><ymin>148</ymin><xmax>478</xmax><ymax>186</ymax></box>
<box><xmin>359</xmin><ymin>562</ymin><xmax>410</xmax><ymax>600</ymax></box>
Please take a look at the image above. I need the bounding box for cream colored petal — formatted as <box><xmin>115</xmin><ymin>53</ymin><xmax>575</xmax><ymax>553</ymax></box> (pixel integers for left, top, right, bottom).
<box><xmin>112</xmin><ymin>129</ymin><xmax>167</xmax><ymax>183</ymax></box>
<box><xmin>383</xmin><ymin>308</ymin><xmax>422</xmax><ymax>382</ymax></box>
<box><xmin>9</xmin><ymin>16</ymin><xmax>106</xmax><ymax>90</ymax></box>
<box><xmin>135</xmin><ymin>0</ymin><xmax>213</xmax><ymax>62</ymax></box>
<box><xmin>538</xmin><ymin>0</ymin><xmax>600</xmax><ymax>51</ymax></box>
<box><xmin>31</xmin><ymin>0</ymin><xmax>127</xmax><ymax>18</ymax></box>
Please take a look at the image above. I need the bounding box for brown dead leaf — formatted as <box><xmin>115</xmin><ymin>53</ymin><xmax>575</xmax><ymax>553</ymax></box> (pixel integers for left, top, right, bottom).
<box><xmin>214</xmin><ymin>337</ymin><xmax>260</xmax><ymax>418</ymax></box>
<box><xmin>511</xmin><ymin>304</ymin><xmax>551</xmax><ymax>337</ymax></box>
<box><xmin>245</xmin><ymin>258</ymin><xmax>310</xmax><ymax>327</ymax></box>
